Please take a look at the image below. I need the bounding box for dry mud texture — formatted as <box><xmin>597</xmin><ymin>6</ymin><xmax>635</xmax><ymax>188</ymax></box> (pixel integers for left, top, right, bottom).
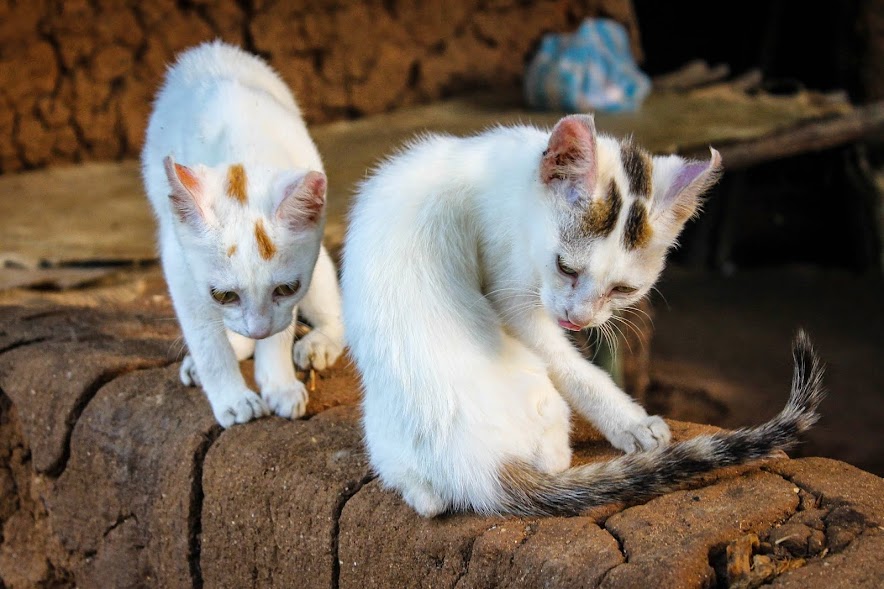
<box><xmin>0</xmin><ymin>0</ymin><xmax>640</xmax><ymax>173</ymax></box>
<box><xmin>0</xmin><ymin>303</ymin><xmax>882</xmax><ymax>588</ymax></box>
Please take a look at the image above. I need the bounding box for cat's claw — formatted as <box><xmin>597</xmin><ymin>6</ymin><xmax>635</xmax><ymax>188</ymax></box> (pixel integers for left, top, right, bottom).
<box><xmin>212</xmin><ymin>390</ymin><xmax>270</xmax><ymax>428</ymax></box>
<box><xmin>294</xmin><ymin>329</ymin><xmax>343</xmax><ymax>371</ymax></box>
<box><xmin>609</xmin><ymin>415</ymin><xmax>671</xmax><ymax>453</ymax></box>
<box><xmin>262</xmin><ymin>381</ymin><xmax>309</xmax><ymax>419</ymax></box>
<box><xmin>180</xmin><ymin>355</ymin><xmax>201</xmax><ymax>387</ymax></box>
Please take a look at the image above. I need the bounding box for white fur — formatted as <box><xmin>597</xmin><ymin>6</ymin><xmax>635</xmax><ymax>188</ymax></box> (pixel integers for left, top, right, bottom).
<box><xmin>343</xmin><ymin>121</ymin><xmax>716</xmax><ymax>516</ymax></box>
<box><xmin>142</xmin><ymin>41</ymin><xmax>344</xmax><ymax>427</ymax></box>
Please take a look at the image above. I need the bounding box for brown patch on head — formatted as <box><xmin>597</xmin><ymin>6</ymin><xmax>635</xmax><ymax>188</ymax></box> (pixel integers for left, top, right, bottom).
<box><xmin>620</xmin><ymin>141</ymin><xmax>653</xmax><ymax>199</ymax></box>
<box><xmin>623</xmin><ymin>201</ymin><xmax>653</xmax><ymax>250</ymax></box>
<box><xmin>582</xmin><ymin>179</ymin><xmax>622</xmax><ymax>237</ymax></box>
<box><xmin>253</xmin><ymin>219</ymin><xmax>276</xmax><ymax>261</ymax></box>
<box><xmin>226</xmin><ymin>164</ymin><xmax>248</xmax><ymax>204</ymax></box>
<box><xmin>226</xmin><ymin>244</ymin><xmax>237</xmax><ymax>257</ymax></box>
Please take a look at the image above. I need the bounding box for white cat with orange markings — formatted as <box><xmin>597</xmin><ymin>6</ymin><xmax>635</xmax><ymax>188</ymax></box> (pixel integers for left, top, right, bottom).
<box><xmin>142</xmin><ymin>41</ymin><xmax>344</xmax><ymax>427</ymax></box>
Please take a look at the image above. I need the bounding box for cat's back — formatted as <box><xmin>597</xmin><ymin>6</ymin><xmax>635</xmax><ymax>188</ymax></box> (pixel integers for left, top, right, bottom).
<box><xmin>349</xmin><ymin>125</ymin><xmax>546</xmax><ymax>237</ymax></box>
<box><xmin>160</xmin><ymin>41</ymin><xmax>298</xmax><ymax>112</ymax></box>
<box><xmin>144</xmin><ymin>41</ymin><xmax>309</xmax><ymax>160</ymax></box>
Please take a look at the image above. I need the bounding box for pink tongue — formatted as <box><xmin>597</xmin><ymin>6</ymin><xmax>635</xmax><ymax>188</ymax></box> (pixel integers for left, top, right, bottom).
<box><xmin>558</xmin><ymin>319</ymin><xmax>582</xmax><ymax>331</ymax></box>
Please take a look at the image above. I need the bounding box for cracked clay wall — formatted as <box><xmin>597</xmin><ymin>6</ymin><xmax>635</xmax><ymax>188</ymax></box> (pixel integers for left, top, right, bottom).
<box><xmin>0</xmin><ymin>0</ymin><xmax>641</xmax><ymax>174</ymax></box>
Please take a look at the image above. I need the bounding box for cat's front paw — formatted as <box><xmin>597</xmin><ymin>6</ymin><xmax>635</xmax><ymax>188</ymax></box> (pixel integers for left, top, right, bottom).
<box><xmin>262</xmin><ymin>380</ymin><xmax>309</xmax><ymax>419</ymax></box>
<box><xmin>210</xmin><ymin>389</ymin><xmax>270</xmax><ymax>428</ymax></box>
<box><xmin>608</xmin><ymin>415</ymin><xmax>671</xmax><ymax>453</ymax></box>
<box><xmin>293</xmin><ymin>329</ymin><xmax>344</xmax><ymax>371</ymax></box>
<box><xmin>180</xmin><ymin>355</ymin><xmax>201</xmax><ymax>387</ymax></box>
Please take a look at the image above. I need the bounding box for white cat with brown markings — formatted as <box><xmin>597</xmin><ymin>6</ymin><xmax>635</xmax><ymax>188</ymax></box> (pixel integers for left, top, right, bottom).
<box><xmin>142</xmin><ymin>41</ymin><xmax>344</xmax><ymax>427</ymax></box>
<box><xmin>342</xmin><ymin>115</ymin><xmax>825</xmax><ymax>516</ymax></box>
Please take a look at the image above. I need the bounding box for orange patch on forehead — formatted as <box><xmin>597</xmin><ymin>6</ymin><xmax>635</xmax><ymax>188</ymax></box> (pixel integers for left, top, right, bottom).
<box><xmin>254</xmin><ymin>219</ymin><xmax>277</xmax><ymax>261</ymax></box>
<box><xmin>226</xmin><ymin>244</ymin><xmax>237</xmax><ymax>257</ymax></box>
<box><xmin>226</xmin><ymin>164</ymin><xmax>248</xmax><ymax>204</ymax></box>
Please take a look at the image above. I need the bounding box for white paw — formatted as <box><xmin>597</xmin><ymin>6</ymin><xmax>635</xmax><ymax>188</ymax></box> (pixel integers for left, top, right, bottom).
<box><xmin>179</xmin><ymin>355</ymin><xmax>201</xmax><ymax>387</ymax></box>
<box><xmin>210</xmin><ymin>389</ymin><xmax>270</xmax><ymax>428</ymax></box>
<box><xmin>262</xmin><ymin>380</ymin><xmax>309</xmax><ymax>419</ymax></box>
<box><xmin>535</xmin><ymin>425</ymin><xmax>572</xmax><ymax>473</ymax></box>
<box><xmin>608</xmin><ymin>415</ymin><xmax>671</xmax><ymax>453</ymax></box>
<box><xmin>293</xmin><ymin>329</ymin><xmax>343</xmax><ymax>371</ymax></box>
<box><xmin>403</xmin><ymin>483</ymin><xmax>448</xmax><ymax>518</ymax></box>
<box><xmin>535</xmin><ymin>442</ymin><xmax>572</xmax><ymax>474</ymax></box>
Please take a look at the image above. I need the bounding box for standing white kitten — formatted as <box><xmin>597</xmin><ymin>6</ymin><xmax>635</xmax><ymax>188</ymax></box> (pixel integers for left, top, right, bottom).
<box><xmin>342</xmin><ymin>115</ymin><xmax>825</xmax><ymax>516</ymax></box>
<box><xmin>142</xmin><ymin>41</ymin><xmax>345</xmax><ymax>427</ymax></box>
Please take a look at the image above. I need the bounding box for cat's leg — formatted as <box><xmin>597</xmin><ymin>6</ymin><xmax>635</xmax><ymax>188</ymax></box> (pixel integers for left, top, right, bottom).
<box><xmin>254</xmin><ymin>322</ymin><xmax>309</xmax><ymax>419</ymax></box>
<box><xmin>181</xmin><ymin>330</ymin><xmax>254</xmax><ymax>384</ymax></box>
<box><xmin>293</xmin><ymin>245</ymin><xmax>345</xmax><ymax>370</ymax></box>
<box><xmin>227</xmin><ymin>330</ymin><xmax>256</xmax><ymax>361</ymax></box>
<box><xmin>533</xmin><ymin>389</ymin><xmax>573</xmax><ymax>473</ymax></box>
<box><xmin>163</xmin><ymin>254</ymin><xmax>269</xmax><ymax>427</ymax></box>
<box><xmin>504</xmin><ymin>301</ymin><xmax>670</xmax><ymax>453</ymax></box>
<box><xmin>401</xmin><ymin>477</ymin><xmax>448</xmax><ymax>518</ymax></box>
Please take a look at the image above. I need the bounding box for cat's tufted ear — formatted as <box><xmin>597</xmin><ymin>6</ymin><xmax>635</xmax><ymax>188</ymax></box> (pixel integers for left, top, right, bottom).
<box><xmin>163</xmin><ymin>156</ymin><xmax>208</xmax><ymax>228</ymax></box>
<box><xmin>540</xmin><ymin>114</ymin><xmax>598</xmax><ymax>205</ymax></box>
<box><xmin>274</xmin><ymin>170</ymin><xmax>327</xmax><ymax>230</ymax></box>
<box><xmin>651</xmin><ymin>148</ymin><xmax>722</xmax><ymax>226</ymax></box>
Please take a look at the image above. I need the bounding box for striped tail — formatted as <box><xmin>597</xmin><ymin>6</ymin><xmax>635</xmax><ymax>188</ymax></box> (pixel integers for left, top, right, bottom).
<box><xmin>499</xmin><ymin>330</ymin><xmax>826</xmax><ymax>517</ymax></box>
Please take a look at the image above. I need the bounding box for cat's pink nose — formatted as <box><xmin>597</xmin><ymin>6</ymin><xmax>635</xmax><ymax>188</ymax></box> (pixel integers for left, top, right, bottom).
<box><xmin>244</xmin><ymin>316</ymin><xmax>273</xmax><ymax>340</ymax></box>
<box><xmin>248</xmin><ymin>327</ymin><xmax>272</xmax><ymax>340</ymax></box>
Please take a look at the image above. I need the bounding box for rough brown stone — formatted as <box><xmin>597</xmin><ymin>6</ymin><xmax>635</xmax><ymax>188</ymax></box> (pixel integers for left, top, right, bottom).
<box><xmin>201</xmin><ymin>405</ymin><xmax>370</xmax><ymax>589</ymax></box>
<box><xmin>339</xmin><ymin>481</ymin><xmax>494</xmax><ymax>588</ymax></box>
<box><xmin>768</xmin><ymin>529</ymin><xmax>884</xmax><ymax>588</ymax></box>
<box><xmin>0</xmin><ymin>303</ymin><xmax>882</xmax><ymax>588</ymax></box>
<box><xmin>0</xmin><ymin>340</ymin><xmax>175</xmax><ymax>474</ymax></box>
<box><xmin>48</xmin><ymin>365</ymin><xmax>218</xmax><ymax>588</ymax></box>
<box><xmin>0</xmin><ymin>305</ymin><xmax>182</xmax><ymax>474</ymax></box>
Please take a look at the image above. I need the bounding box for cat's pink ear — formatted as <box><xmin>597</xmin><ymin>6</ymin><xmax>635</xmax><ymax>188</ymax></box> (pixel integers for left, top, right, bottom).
<box><xmin>274</xmin><ymin>171</ymin><xmax>327</xmax><ymax>230</ymax></box>
<box><xmin>540</xmin><ymin>114</ymin><xmax>598</xmax><ymax>204</ymax></box>
<box><xmin>163</xmin><ymin>156</ymin><xmax>208</xmax><ymax>227</ymax></box>
<box><xmin>653</xmin><ymin>148</ymin><xmax>722</xmax><ymax>224</ymax></box>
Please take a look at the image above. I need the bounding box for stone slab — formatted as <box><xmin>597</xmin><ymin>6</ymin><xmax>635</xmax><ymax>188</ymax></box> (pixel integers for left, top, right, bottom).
<box><xmin>0</xmin><ymin>304</ymin><xmax>880</xmax><ymax>588</ymax></box>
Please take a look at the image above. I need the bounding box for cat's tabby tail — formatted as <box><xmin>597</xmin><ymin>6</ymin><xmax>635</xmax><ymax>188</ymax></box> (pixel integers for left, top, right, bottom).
<box><xmin>498</xmin><ymin>330</ymin><xmax>826</xmax><ymax>516</ymax></box>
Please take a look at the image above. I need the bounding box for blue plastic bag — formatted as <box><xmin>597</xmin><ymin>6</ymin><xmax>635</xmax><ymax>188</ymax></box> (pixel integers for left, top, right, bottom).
<box><xmin>525</xmin><ymin>18</ymin><xmax>651</xmax><ymax>113</ymax></box>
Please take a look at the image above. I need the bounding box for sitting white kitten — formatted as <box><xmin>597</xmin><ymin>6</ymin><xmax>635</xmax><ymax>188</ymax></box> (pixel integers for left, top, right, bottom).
<box><xmin>142</xmin><ymin>41</ymin><xmax>345</xmax><ymax>427</ymax></box>
<box><xmin>342</xmin><ymin>115</ymin><xmax>825</xmax><ymax>516</ymax></box>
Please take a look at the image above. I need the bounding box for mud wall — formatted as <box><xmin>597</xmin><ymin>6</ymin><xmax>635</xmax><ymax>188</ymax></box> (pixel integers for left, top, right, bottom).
<box><xmin>0</xmin><ymin>0</ymin><xmax>641</xmax><ymax>173</ymax></box>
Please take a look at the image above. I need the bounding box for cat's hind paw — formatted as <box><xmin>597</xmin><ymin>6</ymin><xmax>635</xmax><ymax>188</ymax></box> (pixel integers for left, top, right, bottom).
<box><xmin>180</xmin><ymin>355</ymin><xmax>201</xmax><ymax>387</ymax></box>
<box><xmin>211</xmin><ymin>390</ymin><xmax>270</xmax><ymax>428</ymax></box>
<box><xmin>609</xmin><ymin>415</ymin><xmax>671</xmax><ymax>453</ymax></box>
<box><xmin>403</xmin><ymin>483</ymin><xmax>448</xmax><ymax>518</ymax></box>
<box><xmin>293</xmin><ymin>329</ymin><xmax>344</xmax><ymax>371</ymax></box>
<box><xmin>262</xmin><ymin>381</ymin><xmax>309</xmax><ymax>419</ymax></box>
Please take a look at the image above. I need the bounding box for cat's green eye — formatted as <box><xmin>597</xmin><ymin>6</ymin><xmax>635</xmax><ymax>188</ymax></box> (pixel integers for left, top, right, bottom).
<box><xmin>273</xmin><ymin>281</ymin><xmax>300</xmax><ymax>298</ymax></box>
<box><xmin>211</xmin><ymin>290</ymin><xmax>239</xmax><ymax>305</ymax></box>
<box><xmin>556</xmin><ymin>255</ymin><xmax>578</xmax><ymax>277</ymax></box>
<box><xmin>610</xmin><ymin>284</ymin><xmax>638</xmax><ymax>296</ymax></box>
